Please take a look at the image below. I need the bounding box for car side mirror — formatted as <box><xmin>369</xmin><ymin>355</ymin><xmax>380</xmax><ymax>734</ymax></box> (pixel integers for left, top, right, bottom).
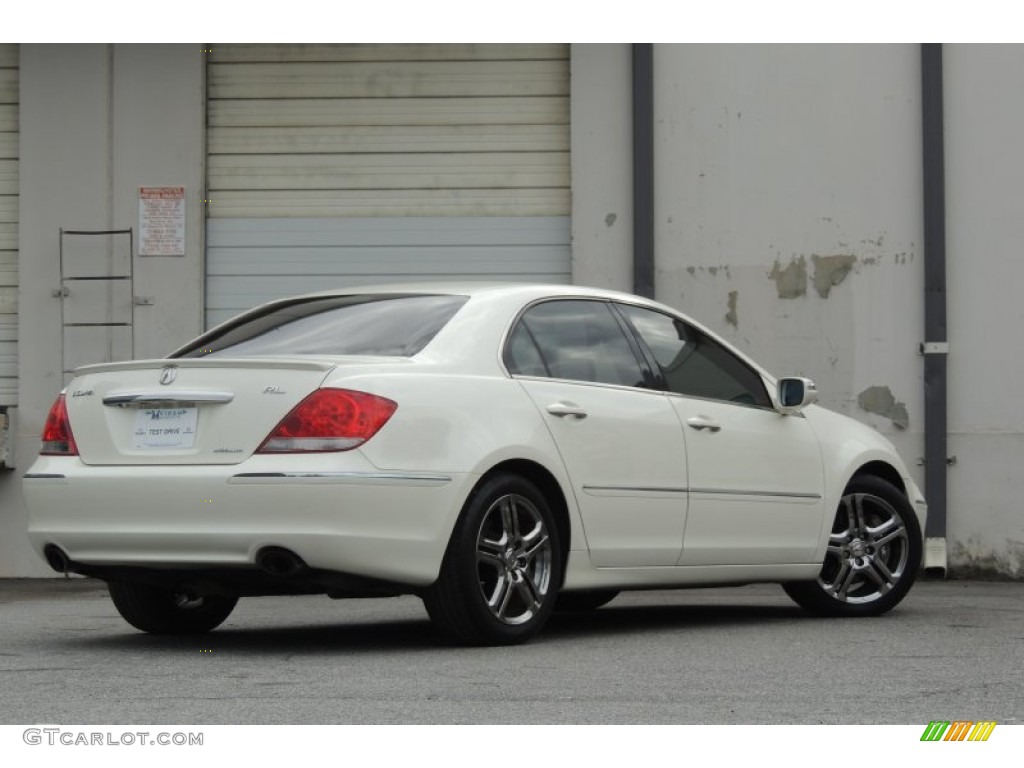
<box><xmin>777</xmin><ymin>377</ymin><xmax>818</xmax><ymax>415</ymax></box>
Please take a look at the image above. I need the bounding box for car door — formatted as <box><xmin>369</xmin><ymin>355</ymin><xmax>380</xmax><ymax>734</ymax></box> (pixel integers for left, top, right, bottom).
<box><xmin>505</xmin><ymin>299</ymin><xmax>689</xmax><ymax>567</ymax></box>
<box><xmin>617</xmin><ymin>303</ymin><xmax>827</xmax><ymax>566</ymax></box>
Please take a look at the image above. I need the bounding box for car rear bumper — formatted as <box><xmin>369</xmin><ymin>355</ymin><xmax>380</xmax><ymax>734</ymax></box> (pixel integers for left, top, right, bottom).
<box><xmin>24</xmin><ymin>456</ymin><xmax>472</xmax><ymax>589</ymax></box>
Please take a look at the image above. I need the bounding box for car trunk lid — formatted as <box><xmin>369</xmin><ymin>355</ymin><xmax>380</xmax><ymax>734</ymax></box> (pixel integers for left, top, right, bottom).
<box><xmin>65</xmin><ymin>358</ymin><xmax>337</xmax><ymax>465</ymax></box>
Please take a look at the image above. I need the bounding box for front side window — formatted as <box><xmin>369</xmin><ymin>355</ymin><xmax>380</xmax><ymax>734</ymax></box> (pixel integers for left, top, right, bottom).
<box><xmin>505</xmin><ymin>300</ymin><xmax>646</xmax><ymax>388</ymax></box>
<box><xmin>175</xmin><ymin>294</ymin><xmax>468</xmax><ymax>358</ymax></box>
<box><xmin>619</xmin><ymin>304</ymin><xmax>771</xmax><ymax>407</ymax></box>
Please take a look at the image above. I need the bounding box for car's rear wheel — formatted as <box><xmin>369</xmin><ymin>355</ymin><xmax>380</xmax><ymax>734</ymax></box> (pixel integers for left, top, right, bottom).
<box><xmin>555</xmin><ymin>589</ymin><xmax>619</xmax><ymax>612</ymax></box>
<box><xmin>424</xmin><ymin>472</ymin><xmax>562</xmax><ymax>645</ymax></box>
<box><xmin>107</xmin><ymin>581</ymin><xmax>238</xmax><ymax>634</ymax></box>
<box><xmin>783</xmin><ymin>475</ymin><xmax>922</xmax><ymax>616</ymax></box>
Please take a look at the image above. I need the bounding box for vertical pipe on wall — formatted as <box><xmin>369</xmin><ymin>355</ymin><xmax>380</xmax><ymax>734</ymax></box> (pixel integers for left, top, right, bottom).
<box><xmin>921</xmin><ymin>43</ymin><xmax>949</xmax><ymax>573</ymax></box>
<box><xmin>632</xmin><ymin>44</ymin><xmax>655</xmax><ymax>299</ymax></box>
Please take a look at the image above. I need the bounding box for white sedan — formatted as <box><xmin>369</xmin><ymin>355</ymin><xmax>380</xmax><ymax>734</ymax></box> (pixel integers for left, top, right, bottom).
<box><xmin>24</xmin><ymin>284</ymin><xmax>926</xmax><ymax>645</ymax></box>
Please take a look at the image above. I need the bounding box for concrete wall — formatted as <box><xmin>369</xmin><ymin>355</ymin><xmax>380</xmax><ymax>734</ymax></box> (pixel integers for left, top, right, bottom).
<box><xmin>570</xmin><ymin>44</ymin><xmax>633</xmax><ymax>291</ymax></box>
<box><xmin>571</xmin><ymin>43</ymin><xmax>1021</xmax><ymax>577</ymax></box>
<box><xmin>944</xmin><ymin>45</ymin><xmax>1024</xmax><ymax>576</ymax></box>
<box><xmin>650</xmin><ymin>44</ymin><xmax>926</xmax><ymax>476</ymax></box>
<box><xmin>0</xmin><ymin>44</ymin><xmax>204</xmax><ymax>577</ymax></box>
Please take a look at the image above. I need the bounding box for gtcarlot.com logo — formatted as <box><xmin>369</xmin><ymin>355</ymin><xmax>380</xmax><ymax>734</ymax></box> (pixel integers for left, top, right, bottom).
<box><xmin>23</xmin><ymin>728</ymin><xmax>203</xmax><ymax>747</ymax></box>
<box><xmin>920</xmin><ymin>721</ymin><xmax>997</xmax><ymax>742</ymax></box>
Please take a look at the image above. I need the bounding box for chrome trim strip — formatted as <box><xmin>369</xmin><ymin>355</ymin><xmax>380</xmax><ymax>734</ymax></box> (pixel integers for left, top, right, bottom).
<box><xmin>689</xmin><ymin>487</ymin><xmax>822</xmax><ymax>500</ymax></box>
<box><xmin>583</xmin><ymin>484</ymin><xmax>689</xmax><ymax>494</ymax></box>
<box><xmin>23</xmin><ymin>473</ymin><xmax>67</xmax><ymax>479</ymax></box>
<box><xmin>582</xmin><ymin>484</ymin><xmax>820</xmax><ymax>499</ymax></box>
<box><xmin>228</xmin><ymin>471</ymin><xmax>452</xmax><ymax>487</ymax></box>
<box><xmin>103</xmin><ymin>391</ymin><xmax>234</xmax><ymax>407</ymax></box>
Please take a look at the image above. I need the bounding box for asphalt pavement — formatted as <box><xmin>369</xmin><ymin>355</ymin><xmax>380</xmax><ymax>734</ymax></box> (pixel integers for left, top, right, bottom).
<box><xmin>0</xmin><ymin>577</ymin><xmax>1020</xmax><ymax>724</ymax></box>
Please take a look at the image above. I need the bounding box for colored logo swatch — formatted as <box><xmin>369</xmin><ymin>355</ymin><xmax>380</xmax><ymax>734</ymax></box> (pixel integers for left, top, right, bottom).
<box><xmin>921</xmin><ymin>721</ymin><xmax>997</xmax><ymax>742</ymax></box>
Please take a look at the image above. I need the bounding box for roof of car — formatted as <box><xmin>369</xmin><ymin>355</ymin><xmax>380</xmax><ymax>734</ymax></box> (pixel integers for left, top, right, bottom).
<box><xmin>282</xmin><ymin>281</ymin><xmax>663</xmax><ymax>307</ymax></box>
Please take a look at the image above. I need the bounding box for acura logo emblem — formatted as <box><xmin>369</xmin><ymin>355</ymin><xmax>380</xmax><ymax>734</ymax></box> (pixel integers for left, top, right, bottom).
<box><xmin>158</xmin><ymin>366</ymin><xmax>178</xmax><ymax>386</ymax></box>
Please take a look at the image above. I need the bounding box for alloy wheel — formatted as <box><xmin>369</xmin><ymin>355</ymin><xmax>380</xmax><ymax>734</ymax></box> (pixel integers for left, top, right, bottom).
<box><xmin>819</xmin><ymin>492</ymin><xmax>910</xmax><ymax>604</ymax></box>
<box><xmin>474</xmin><ymin>493</ymin><xmax>554</xmax><ymax>626</ymax></box>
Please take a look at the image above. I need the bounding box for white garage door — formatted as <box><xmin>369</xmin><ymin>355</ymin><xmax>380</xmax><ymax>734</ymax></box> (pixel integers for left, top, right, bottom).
<box><xmin>0</xmin><ymin>45</ymin><xmax>17</xmax><ymax>405</ymax></box>
<box><xmin>205</xmin><ymin>44</ymin><xmax>571</xmax><ymax>328</ymax></box>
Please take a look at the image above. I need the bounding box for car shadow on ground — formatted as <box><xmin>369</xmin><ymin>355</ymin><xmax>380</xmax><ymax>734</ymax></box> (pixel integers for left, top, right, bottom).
<box><xmin>546</xmin><ymin>601</ymin><xmax>809</xmax><ymax>639</ymax></box>
<box><xmin>54</xmin><ymin>600</ymin><xmax>811</xmax><ymax>656</ymax></box>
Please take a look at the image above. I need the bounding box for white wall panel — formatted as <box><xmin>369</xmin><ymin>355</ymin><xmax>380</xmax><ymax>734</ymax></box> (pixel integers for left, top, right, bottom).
<box><xmin>210</xmin><ymin>124</ymin><xmax>568</xmax><ymax>155</ymax></box>
<box><xmin>205</xmin><ymin>217</ymin><xmax>570</xmax><ymax>327</ymax></box>
<box><xmin>211</xmin><ymin>44</ymin><xmax>564</xmax><ymax>64</ymax></box>
<box><xmin>208</xmin><ymin>151</ymin><xmax>569</xmax><ymax>191</ymax></box>
<box><xmin>209</xmin><ymin>97</ymin><xmax>569</xmax><ymax>129</ymax></box>
<box><xmin>652</xmin><ymin>45</ymin><xmax>923</xmax><ymax>462</ymax></box>
<box><xmin>209</xmin><ymin>189</ymin><xmax>569</xmax><ymax>219</ymax></box>
<box><xmin>0</xmin><ymin>69</ymin><xmax>17</xmax><ymax>104</ymax></box>
<box><xmin>0</xmin><ymin>44</ymin><xmax>16</xmax><ymax>404</ymax></box>
<box><xmin>206</xmin><ymin>44</ymin><xmax>571</xmax><ymax>327</ymax></box>
<box><xmin>62</xmin><ymin>325</ymin><xmax>132</xmax><ymax>371</ymax></box>
<box><xmin>209</xmin><ymin>60</ymin><xmax>568</xmax><ymax>100</ymax></box>
<box><xmin>944</xmin><ymin>45</ymin><xmax>1024</xmax><ymax>576</ymax></box>
<box><xmin>207</xmin><ymin>43</ymin><xmax>570</xmax><ymax>220</ymax></box>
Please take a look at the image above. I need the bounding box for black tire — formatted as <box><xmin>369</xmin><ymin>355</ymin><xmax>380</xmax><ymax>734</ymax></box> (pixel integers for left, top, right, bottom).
<box><xmin>107</xmin><ymin>581</ymin><xmax>238</xmax><ymax>634</ymax></box>
<box><xmin>783</xmin><ymin>475</ymin><xmax>922</xmax><ymax>617</ymax></box>
<box><xmin>424</xmin><ymin>472</ymin><xmax>562</xmax><ymax>646</ymax></box>
<box><xmin>555</xmin><ymin>589</ymin><xmax>619</xmax><ymax>612</ymax></box>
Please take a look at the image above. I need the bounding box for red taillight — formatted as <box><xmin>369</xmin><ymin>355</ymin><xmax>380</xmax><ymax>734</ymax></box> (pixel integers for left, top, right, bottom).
<box><xmin>257</xmin><ymin>388</ymin><xmax>397</xmax><ymax>453</ymax></box>
<box><xmin>40</xmin><ymin>394</ymin><xmax>79</xmax><ymax>456</ymax></box>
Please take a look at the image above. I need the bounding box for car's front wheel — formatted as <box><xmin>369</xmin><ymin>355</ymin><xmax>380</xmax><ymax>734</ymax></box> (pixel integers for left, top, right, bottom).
<box><xmin>424</xmin><ymin>472</ymin><xmax>562</xmax><ymax>645</ymax></box>
<box><xmin>783</xmin><ymin>475</ymin><xmax>922</xmax><ymax>617</ymax></box>
<box><xmin>107</xmin><ymin>581</ymin><xmax>238</xmax><ymax>634</ymax></box>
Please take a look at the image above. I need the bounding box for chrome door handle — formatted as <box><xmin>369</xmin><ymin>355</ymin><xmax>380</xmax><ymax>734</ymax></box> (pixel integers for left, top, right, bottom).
<box><xmin>546</xmin><ymin>402</ymin><xmax>588</xmax><ymax>419</ymax></box>
<box><xmin>686</xmin><ymin>415</ymin><xmax>721</xmax><ymax>432</ymax></box>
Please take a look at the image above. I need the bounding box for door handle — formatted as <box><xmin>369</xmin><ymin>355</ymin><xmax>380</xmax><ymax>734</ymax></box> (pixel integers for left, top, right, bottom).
<box><xmin>546</xmin><ymin>402</ymin><xmax>588</xmax><ymax>420</ymax></box>
<box><xmin>686</xmin><ymin>415</ymin><xmax>721</xmax><ymax>432</ymax></box>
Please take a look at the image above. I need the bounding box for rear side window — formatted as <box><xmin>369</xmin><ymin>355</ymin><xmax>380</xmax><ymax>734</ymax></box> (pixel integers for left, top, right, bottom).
<box><xmin>175</xmin><ymin>294</ymin><xmax>468</xmax><ymax>358</ymax></box>
<box><xmin>505</xmin><ymin>300</ymin><xmax>647</xmax><ymax>388</ymax></box>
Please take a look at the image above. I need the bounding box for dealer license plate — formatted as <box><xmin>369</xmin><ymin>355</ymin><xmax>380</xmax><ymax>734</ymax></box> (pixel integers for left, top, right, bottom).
<box><xmin>132</xmin><ymin>407</ymin><xmax>198</xmax><ymax>450</ymax></box>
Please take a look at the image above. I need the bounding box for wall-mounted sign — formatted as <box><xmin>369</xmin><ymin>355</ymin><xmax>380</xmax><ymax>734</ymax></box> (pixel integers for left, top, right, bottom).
<box><xmin>139</xmin><ymin>186</ymin><xmax>185</xmax><ymax>256</ymax></box>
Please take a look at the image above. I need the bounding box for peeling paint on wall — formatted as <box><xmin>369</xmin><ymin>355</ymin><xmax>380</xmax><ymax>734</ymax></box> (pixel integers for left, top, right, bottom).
<box><xmin>725</xmin><ymin>290</ymin><xmax>738</xmax><ymax>328</ymax></box>
<box><xmin>768</xmin><ymin>256</ymin><xmax>807</xmax><ymax>299</ymax></box>
<box><xmin>811</xmin><ymin>254</ymin><xmax>858</xmax><ymax>298</ymax></box>
<box><xmin>857</xmin><ymin>385</ymin><xmax>909</xmax><ymax>429</ymax></box>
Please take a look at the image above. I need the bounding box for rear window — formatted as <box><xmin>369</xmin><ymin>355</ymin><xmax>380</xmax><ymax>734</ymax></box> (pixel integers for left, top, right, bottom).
<box><xmin>174</xmin><ymin>294</ymin><xmax>468</xmax><ymax>358</ymax></box>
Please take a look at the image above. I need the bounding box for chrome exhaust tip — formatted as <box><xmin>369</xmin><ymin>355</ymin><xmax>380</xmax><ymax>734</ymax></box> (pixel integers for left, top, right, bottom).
<box><xmin>255</xmin><ymin>547</ymin><xmax>307</xmax><ymax>577</ymax></box>
<box><xmin>43</xmin><ymin>544</ymin><xmax>71</xmax><ymax>574</ymax></box>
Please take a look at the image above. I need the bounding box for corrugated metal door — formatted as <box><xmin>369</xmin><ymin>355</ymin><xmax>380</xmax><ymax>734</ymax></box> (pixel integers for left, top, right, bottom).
<box><xmin>0</xmin><ymin>46</ymin><xmax>17</xmax><ymax>404</ymax></box>
<box><xmin>205</xmin><ymin>44</ymin><xmax>571</xmax><ymax>328</ymax></box>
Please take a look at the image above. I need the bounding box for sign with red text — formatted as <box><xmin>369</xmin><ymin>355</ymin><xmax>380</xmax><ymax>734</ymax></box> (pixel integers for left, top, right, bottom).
<box><xmin>139</xmin><ymin>186</ymin><xmax>186</xmax><ymax>256</ymax></box>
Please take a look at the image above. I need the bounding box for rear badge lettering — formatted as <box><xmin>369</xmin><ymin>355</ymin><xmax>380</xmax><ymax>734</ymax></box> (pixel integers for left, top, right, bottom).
<box><xmin>263</xmin><ymin>386</ymin><xmax>286</xmax><ymax>395</ymax></box>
